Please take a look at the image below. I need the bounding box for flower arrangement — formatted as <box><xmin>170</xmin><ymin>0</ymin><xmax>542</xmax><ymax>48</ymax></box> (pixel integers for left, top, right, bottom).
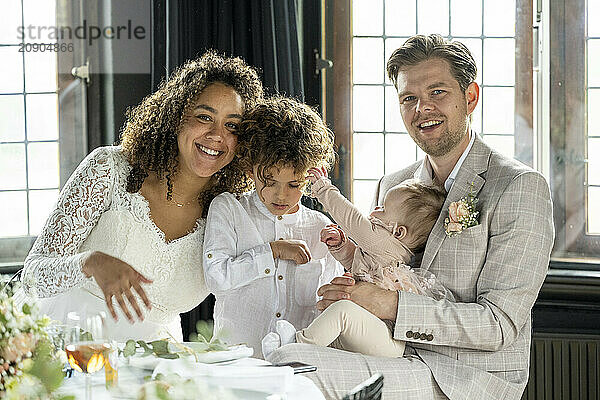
<box><xmin>0</xmin><ymin>284</ymin><xmax>67</xmax><ymax>399</ymax></box>
<box><xmin>444</xmin><ymin>186</ymin><xmax>479</xmax><ymax>236</ymax></box>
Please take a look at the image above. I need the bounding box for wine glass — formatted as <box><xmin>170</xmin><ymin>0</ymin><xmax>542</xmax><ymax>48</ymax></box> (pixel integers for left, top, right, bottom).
<box><xmin>64</xmin><ymin>311</ymin><xmax>112</xmax><ymax>400</ymax></box>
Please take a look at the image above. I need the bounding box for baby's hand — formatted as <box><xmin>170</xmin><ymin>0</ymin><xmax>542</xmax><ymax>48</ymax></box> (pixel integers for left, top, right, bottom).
<box><xmin>306</xmin><ymin>167</ymin><xmax>327</xmax><ymax>184</ymax></box>
<box><xmin>320</xmin><ymin>224</ymin><xmax>345</xmax><ymax>247</ymax></box>
<box><xmin>270</xmin><ymin>239</ymin><xmax>312</xmax><ymax>264</ymax></box>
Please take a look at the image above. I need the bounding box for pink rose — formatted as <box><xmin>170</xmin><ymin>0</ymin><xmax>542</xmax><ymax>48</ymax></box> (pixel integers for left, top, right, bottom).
<box><xmin>446</xmin><ymin>222</ymin><xmax>463</xmax><ymax>233</ymax></box>
<box><xmin>1</xmin><ymin>332</ymin><xmax>36</xmax><ymax>362</ymax></box>
<box><xmin>448</xmin><ymin>202</ymin><xmax>459</xmax><ymax>222</ymax></box>
<box><xmin>449</xmin><ymin>201</ymin><xmax>470</xmax><ymax>223</ymax></box>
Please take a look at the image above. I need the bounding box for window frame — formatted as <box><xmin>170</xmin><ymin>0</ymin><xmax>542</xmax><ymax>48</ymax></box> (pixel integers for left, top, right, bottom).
<box><xmin>1</xmin><ymin>0</ymin><xmax>90</xmax><ymax>268</ymax></box>
<box><xmin>329</xmin><ymin>0</ymin><xmax>599</xmax><ymax>267</ymax></box>
<box><xmin>549</xmin><ymin>0</ymin><xmax>600</xmax><ymax>261</ymax></box>
<box><xmin>0</xmin><ymin>0</ymin><xmax>60</xmax><ymax>265</ymax></box>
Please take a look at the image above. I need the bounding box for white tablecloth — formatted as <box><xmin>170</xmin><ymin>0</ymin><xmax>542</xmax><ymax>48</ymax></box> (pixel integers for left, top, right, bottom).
<box><xmin>59</xmin><ymin>356</ymin><xmax>324</xmax><ymax>400</ymax></box>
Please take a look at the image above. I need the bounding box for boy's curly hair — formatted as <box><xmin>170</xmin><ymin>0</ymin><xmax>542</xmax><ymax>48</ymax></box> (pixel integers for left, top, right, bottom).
<box><xmin>236</xmin><ymin>96</ymin><xmax>336</xmax><ymax>190</ymax></box>
<box><xmin>119</xmin><ymin>50</ymin><xmax>264</xmax><ymax>216</ymax></box>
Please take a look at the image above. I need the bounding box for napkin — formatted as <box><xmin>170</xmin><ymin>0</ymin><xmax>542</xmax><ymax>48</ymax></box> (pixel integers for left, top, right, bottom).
<box><xmin>128</xmin><ymin>354</ymin><xmax>162</xmax><ymax>370</ymax></box>
<box><xmin>152</xmin><ymin>358</ymin><xmax>294</xmax><ymax>394</ymax></box>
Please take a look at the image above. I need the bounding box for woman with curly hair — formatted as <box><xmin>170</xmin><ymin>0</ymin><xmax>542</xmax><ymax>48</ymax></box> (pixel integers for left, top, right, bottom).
<box><xmin>203</xmin><ymin>96</ymin><xmax>344</xmax><ymax>357</ymax></box>
<box><xmin>19</xmin><ymin>51</ymin><xmax>264</xmax><ymax>341</ymax></box>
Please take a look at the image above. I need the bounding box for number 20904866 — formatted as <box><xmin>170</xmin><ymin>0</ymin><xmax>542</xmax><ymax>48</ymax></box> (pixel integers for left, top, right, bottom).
<box><xmin>19</xmin><ymin>43</ymin><xmax>74</xmax><ymax>52</ymax></box>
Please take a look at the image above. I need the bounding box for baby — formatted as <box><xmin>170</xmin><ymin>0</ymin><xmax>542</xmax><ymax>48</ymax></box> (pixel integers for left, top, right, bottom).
<box><xmin>262</xmin><ymin>168</ymin><xmax>451</xmax><ymax>358</ymax></box>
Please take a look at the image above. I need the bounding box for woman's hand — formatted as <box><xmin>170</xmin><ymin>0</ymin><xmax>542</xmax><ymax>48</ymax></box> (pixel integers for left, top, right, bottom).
<box><xmin>270</xmin><ymin>239</ymin><xmax>312</xmax><ymax>264</ymax></box>
<box><xmin>320</xmin><ymin>224</ymin><xmax>346</xmax><ymax>247</ymax></box>
<box><xmin>82</xmin><ymin>251</ymin><xmax>153</xmax><ymax>323</ymax></box>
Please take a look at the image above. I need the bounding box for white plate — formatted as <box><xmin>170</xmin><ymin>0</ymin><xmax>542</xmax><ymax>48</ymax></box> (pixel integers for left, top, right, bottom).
<box><xmin>127</xmin><ymin>342</ymin><xmax>253</xmax><ymax>370</ymax></box>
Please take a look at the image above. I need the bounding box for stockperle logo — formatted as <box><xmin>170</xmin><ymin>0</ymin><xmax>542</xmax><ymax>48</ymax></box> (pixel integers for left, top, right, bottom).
<box><xmin>17</xmin><ymin>19</ymin><xmax>146</xmax><ymax>46</ymax></box>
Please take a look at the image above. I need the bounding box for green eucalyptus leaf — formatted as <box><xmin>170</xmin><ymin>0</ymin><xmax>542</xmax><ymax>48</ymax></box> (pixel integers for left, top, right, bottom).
<box><xmin>191</xmin><ymin>342</ymin><xmax>209</xmax><ymax>352</ymax></box>
<box><xmin>80</xmin><ymin>330</ymin><xmax>93</xmax><ymax>342</ymax></box>
<box><xmin>123</xmin><ymin>340</ymin><xmax>137</xmax><ymax>357</ymax></box>
<box><xmin>141</xmin><ymin>349</ymin><xmax>153</xmax><ymax>357</ymax></box>
<box><xmin>157</xmin><ymin>353</ymin><xmax>179</xmax><ymax>359</ymax></box>
<box><xmin>208</xmin><ymin>342</ymin><xmax>228</xmax><ymax>352</ymax></box>
<box><xmin>137</xmin><ymin>340</ymin><xmax>150</xmax><ymax>351</ymax></box>
<box><xmin>196</xmin><ymin>334</ymin><xmax>208</xmax><ymax>344</ymax></box>
<box><xmin>136</xmin><ymin>340</ymin><xmax>153</xmax><ymax>356</ymax></box>
<box><xmin>195</xmin><ymin>320</ymin><xmax>214</xmax><ymax>342</ymax></box>
<box><xmin>150</xmin><ymin>340</ymin><xmax>170</xmax><ymax>355</ymax></box>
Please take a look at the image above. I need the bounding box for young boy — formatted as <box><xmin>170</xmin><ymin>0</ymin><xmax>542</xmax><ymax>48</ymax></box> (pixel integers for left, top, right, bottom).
<box><xmin>203</xmin><ymin>97</ymin><xmax>344</xmax><ymax>358</ymax></box>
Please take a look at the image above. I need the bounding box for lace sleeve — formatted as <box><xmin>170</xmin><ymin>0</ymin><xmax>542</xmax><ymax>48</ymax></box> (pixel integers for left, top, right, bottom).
<box><xmin>22</xmin><ymin>147</ymin><xmax>116</xmax><ymax>297</ymax></box>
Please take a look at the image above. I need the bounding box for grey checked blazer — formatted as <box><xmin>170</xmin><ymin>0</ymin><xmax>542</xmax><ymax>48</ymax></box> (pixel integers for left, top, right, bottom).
<box><xmin>373</xmin><ymin>136</ymin><xmax>554</xmax><ymax>400</ymax></box>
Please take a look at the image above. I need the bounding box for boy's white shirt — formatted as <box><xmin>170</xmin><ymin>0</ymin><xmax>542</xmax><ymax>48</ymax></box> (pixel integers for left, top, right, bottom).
<box><xmin>203</xmin><ymin>191</ymin><xmax>344</xmax><ymax>358</ymax></box>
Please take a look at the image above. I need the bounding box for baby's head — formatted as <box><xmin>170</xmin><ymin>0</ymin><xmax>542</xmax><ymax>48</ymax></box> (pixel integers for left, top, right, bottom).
<box><xmin>237</xmin><ymin>96</ymin><xmax>336</xmax><ymax>215</ymax></box>
<box><xmin>370</xmin><ymin>179</ymin><xmax>445</xmax><ymax>252</ymax></box>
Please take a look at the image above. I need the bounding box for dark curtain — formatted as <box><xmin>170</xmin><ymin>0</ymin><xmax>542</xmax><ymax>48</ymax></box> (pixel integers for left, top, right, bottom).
<box><xmin>166</xmin><ymin>0</ymin><xmax>306</xmax><ymax>339</ymax></box>
<box><xmin>165</xmin><ymin>0</ymin><xmax>304</xmax><ymax>98</ymax></box>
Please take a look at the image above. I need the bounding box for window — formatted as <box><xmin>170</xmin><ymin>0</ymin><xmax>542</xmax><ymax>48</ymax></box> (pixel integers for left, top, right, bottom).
<box><xmin>331</xmin><ymin>0</ymin><xmax>599</xmax><ymax>263</ymax></box>
<box><xmin>549</xmin><ymin>0</ymin><xmax>600</xmax><ymax>261</ymax></box>
<box><xmin>0</xmin><ymin>0</ymin><xmax>88</xmax><ymax>267</ymax></box>
<box><xmin>0</xmin><ymin>0</ymin><xmax>60</xmax><ymax>255</ymax></box>
<box><xmin>589</xmin><ymin>2</ymin><xmax>600</xmax><ymax>235</ymax></box>
<box><xmin>349</xmin><ymin>0</ymin><xmax>522</xmax><ymax>213</ymax></box>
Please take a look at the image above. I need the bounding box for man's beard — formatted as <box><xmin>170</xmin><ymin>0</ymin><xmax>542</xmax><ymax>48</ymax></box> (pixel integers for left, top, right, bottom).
<box><xmin>411</xmin><ymin>118</ymin><xmax>468</xmax><ymax>157</ymax></box>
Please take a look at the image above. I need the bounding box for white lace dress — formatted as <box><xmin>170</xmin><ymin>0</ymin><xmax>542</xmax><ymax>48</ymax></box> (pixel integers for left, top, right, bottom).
<box><xmin>19</xmin><ymin>146</ymin><xmax>209</xmax><ymax>342</ymax></box>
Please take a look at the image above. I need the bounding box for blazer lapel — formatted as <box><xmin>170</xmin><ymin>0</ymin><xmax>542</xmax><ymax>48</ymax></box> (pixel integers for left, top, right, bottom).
<box><xmin>419</xmin><ymin>136</ymin><xmax>491</xmax><ymax>272</ymax></box>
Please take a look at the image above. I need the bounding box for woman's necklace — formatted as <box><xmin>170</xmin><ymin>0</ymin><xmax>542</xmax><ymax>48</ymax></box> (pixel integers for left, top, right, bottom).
<box><xmin>168</xmin><ymin>194</ymin><xmax>197</xmax><ymax>207</ymax></box>
<box><xmin>165</xmin><ymin>174</ymin><xmax>202</xmax><ymax>207</ymax></box>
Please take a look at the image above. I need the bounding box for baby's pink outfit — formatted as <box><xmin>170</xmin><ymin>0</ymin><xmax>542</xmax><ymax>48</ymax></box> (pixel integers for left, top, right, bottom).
<box><xmin>310</xmin><ymin>177</ymin><xmax>446</xmax><ymax>299</ymax></box>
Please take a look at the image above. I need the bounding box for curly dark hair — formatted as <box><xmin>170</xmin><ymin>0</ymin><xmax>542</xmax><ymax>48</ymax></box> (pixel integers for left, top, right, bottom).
<box><xmin>236</xmin><ymin>96</ymin><xmax>336</xmax><ymax>192</ymax></box>
<box><xmin>120</xmin><ymin>50</ymin><xmax>264</xmax><ymax>216</ymax></box>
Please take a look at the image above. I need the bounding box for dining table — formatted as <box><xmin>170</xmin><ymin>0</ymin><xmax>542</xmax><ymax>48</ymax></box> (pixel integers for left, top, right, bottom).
<box><xmin>58</xmin><ymin>352</ymin><xmax>325</xmax><ymax>399</ymax></box>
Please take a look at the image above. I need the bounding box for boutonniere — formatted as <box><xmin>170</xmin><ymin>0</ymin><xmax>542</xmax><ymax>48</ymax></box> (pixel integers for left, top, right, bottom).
<box><xmin>444</xmin><ymin>184</ymin><xmax>479</xmax><ymax>236</ymax></box>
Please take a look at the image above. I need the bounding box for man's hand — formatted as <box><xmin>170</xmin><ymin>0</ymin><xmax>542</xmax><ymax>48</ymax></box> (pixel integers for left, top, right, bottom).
<box><xmin>270</xmin><ymin>239</ymin><xmax>312</xmax><ymax>264</ymax></box>
<box><xmin>320</xmin><ymin>224</ymin><xmax>346</xmax><ymax>247</ymax></box>
<box><xmin>82</xmin><ymin>251</ymin><xmax>153</xmax><ymax>323</ymax></box>
<box><xmin>317</xmin><ymin>274</ymin><xmax>399</xmax><ymax>320</ymax></box>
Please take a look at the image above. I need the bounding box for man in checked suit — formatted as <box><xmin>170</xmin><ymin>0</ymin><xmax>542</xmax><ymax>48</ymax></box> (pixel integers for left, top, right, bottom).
<box><xmin>268</xmin><ymin>34</ymin><xmax>554</xmax><ymax>399</ymax></box>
